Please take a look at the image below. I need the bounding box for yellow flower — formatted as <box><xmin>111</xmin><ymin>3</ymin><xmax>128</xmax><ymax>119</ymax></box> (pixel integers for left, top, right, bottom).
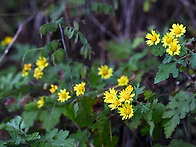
<box><xmin>170</xmin><ymin>23</ymin><xmax>186</xmax><ymax>37</ymax></box>
<box><xmin>166</xmin><ymin>41</ymin><xmax>181</xmax><ymax>56</ymax></box>
<box><xmin>98</xmin><ymin>65</ymin><xmax>113</xmax><ymax>79</ymax></box>
<box><xmin>50</xmin><ymin>85</ymin><xmax>58</xmax><ymax>93</ymax></box>
<box><xmin>118</xmin><ymin>75</ymin><xmax>129</xmax><ymax>86</ymax></box>
<box><xmin>23</xmin><ymin>64</ymin><xmax>32</xmax><ymax>71</ymax></box>
<box><xmin>161</xmin><ymin>33</ymin><xmax>176</xmax><ymax>48</ymax></box>
<box><xmin>125</xmin><ymin>85</ymin><xmax>134</xmax><ymax>93</ymax></box>
<box><xmin>36</xmin><ymin>57</ymin><xmax>48</xmax><ymax>70</ymax></box>
<box><xmin>74</xmin><ymin>82</ymin><xmax>85</xmax><ymax>96</ymax></box>
<box><xmin>145</xmin><ymin>30</ymin><xmax>160</xmax><ymax>46</ymax></box>
<box><xmin>37</xmin><ymin>96</ymin><xmax>45</xmax><ymax>108</ymax></box>
<box><xmin>22</xmin><ymin>69</ymin><xmax>29</xmax><ymax>77</ymax></box>
<box><xmin>108</xmin><ymin>97</ymin><xmax>121</xmax><ymax>110</ymax></box>
<box><xmin>57</xmin><ymin>89</ymin><xmax>71</xmax><ymax>102</ymax></box>
<box><xmin>34</xmin><ymin>68</ymin><xmax>43</xmax><ymax>79</ymax></box>
<box><xmin>118</xmin><ymin>103</ymin><xmax>134</xmax><ymax>120</ymax></box>
<box><xmin>119</xmin><ymin>89</ymin><xmax>135</xmax><ymax>103</ymax></box>
<box><xmin>1</xmin><ymin>36</ymin><xmax>12</xmax><ymax>46</ymax></box>
<box><xmin>103</xmin><ymin>88</ymin><xmax>117</xmax><ymax>103</ymax></box>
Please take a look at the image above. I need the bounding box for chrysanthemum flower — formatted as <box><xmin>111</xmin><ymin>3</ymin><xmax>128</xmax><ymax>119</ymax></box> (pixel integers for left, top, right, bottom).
<box><xmin>170</xmin><ymin>23</ymin><xmax>186</xmax><ymax>37</ymax></box>
<box><xmin>98</xmin><ymin>65</ymin><xmax>113</xmax><ymax>79</ymax></box>
<box><xmin>118</xmin><ymin>103</ymin><xmax>134</xmax><ymax>120</ymax></box>
<box><xmin>108</xmin><ymin>97</ymin><xmax>121</xmax><ymax>110</ymax></box>
<box><xmin>145</xmin><ymin>30</ymin><xmax>160</xmax><ymax>46</ymax></box>
<box><xmin>57</xmin><ymin>89</ymin><xmax>71</xmax><ymax>102</ymax></box>
<box><xmin>50</xmin><ymin>85</ymin><xmax>58</xmax><ymax>93</ymax></box>
<box><xmin>166</xmin><ymin>41</ymin><xmax>181</xmax><ymax>56</ymax></box>
<box><xmin>34</xmin><ymin>68</ymin><xmax>43</xmax><ymax>79</ymax></box>
<box><xmin>36</xmin><ymin>57</ymin><xmax>48</xmax><ymax>70</ymax></box>
<box><xmin>74</xmin><ymin>82</ymin><xmax>85</xmax><ymax>96</ymax></box>
<box><xmin>119</xmin><ymin>89</ymin><xmax>135</xmax><ymax>103</ymax></box>
<box><xmin>37</xmin><ymin>96</ymin><xmax>45</xmax><ymax>108</ymax></box>
<box><xmin>118</xmin><ymin>76</ymin><xmax>129</xmax><ymax>86</ymax></box>
<box><xmin>162</xmin><ymin>33</ymin><xmax>176</xmax><ymax>48</ymax></box>
<box><xmin>103</xmin><ymin>88</ymin><xmax>117</xmax><ymax>103</ymax></box>
<box><xmin>1</xmin><ymin>36</ymin><xmax>12</xmax><ymax>46</ymax></box>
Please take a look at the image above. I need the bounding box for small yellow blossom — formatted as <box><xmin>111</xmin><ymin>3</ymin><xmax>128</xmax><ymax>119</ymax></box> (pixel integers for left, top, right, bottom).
<box><xmin>145</xmin><ymin>30</ymin><xmax>160</xmax><ymax>46</ymax></box>
<box><xmin>166</xmin><ymin>41</ymin><xmax>181</xmax><ymax>56</ymax></box>
<box><xmin>36</xmin><ymin>57</ymin><xmax>48</xmax><ymax>70</ymax></box>
<box><xmin>162</xmin><ymin>33</ymin><xmax>176</xmax><ymax>48</ymax></box>
<box><xmin>108</xmin><ymin>97</ymin><xmax>121</xmax><ymax>110</ymax></box>
<box><xmin>125</xmin><ymin>85</ymin><xmax>134</xmax><ymax>93</ymax></box>
<box><xmin>118</xmin><ymin>76</ymin><xmax>129</xmax><ymax>86</ymax></box>
<box><xmin>118</xmin><ymin>103</ymin><xmax>134</xmax><ymax>120</ymax></box>
<box><xmin>103</xmin><ymin>88</ymin><xmax>117</xmax><ymax>103</ymax></box>
<box><xmin>74</xmin><ymin>82</ymin><xmax>85</xmax><ymax>96</ymax></box>
<box><xmin>34</xmin><ymin>68</ymin><xmax>43</xmax><ymax>79</ymax></box>
<box><xmin>22</xmin><ymin>69</ymin><xmax>29</xmax><ymax>77</ymax></box>
<box><xmin>37</xmin><ymin>96</ymin><xmax>45</xmax><ymax>108</ymax></box>
<box><xmin>1</xmin><ymin>36</ymin><xmax>12</xmax><ymax>46</ymax></box>
<box><xmin>119</xmin><ymin>89</ymin><xmax>135</xmax><ymax>103</ymax></box>
<box><xmin>57</xmin><ymin>89</ymin><xmax>71</xmax><ymax>102</ymax></box>
<box><xmin>50</xmin><ymin>85</ymin><xmax>58</xmax><ymax>93</ymax></box>
<box><xmin>170</xmin><ymin>23</ymin><xmax>186</xmax><ymax>37</ymax></box>
<box><xmin>98</xmin><ymin>65</ymin><xmax>113</xmax><ymax>79</ymax></box>
<box><xmin>23</xmin><ymin>64</ymin><xmax>32</xmax><ymax>71</ymax></box>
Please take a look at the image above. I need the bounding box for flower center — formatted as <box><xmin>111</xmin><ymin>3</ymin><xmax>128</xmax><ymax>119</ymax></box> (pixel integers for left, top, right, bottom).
<box><xmin>124</xmin><ymin>93</ymin><xmax>130</xmax><ymax>100</ymax></box>
<box><xmin>166</xmin><ymin>37</ymin><xmax>173</xmax><ymax>43</ymax></box>
<box><xmin>108</xmin><ymin>94</ymin><xmax>113</xmax><ymax>99</ymax></box>
<box><xmin>151</xmin><ymin>36</ymin><xmax>157</xmax><ymax>42</ymax></box>
<box><xmin>174</xmin><ymin>28</ymin><xmax>181</xmax><ymax>34</ymax></box>
<box><xmin>124</xmin><ymin>108</ymin><xmax>131</xmax><ymax>115</ymax></box>
<box><xmin>170</xmin><ymin>45</ymin><xmax>177</xmax><ymax>52</ymax></box>
<box><xmin>102</xmin><ymin>69</ymin><xmax>108</xmax><ymax>75</ymax></box>
<box><xmin>62</xmin><ymin>93</ymin><xmax>67</xmax><ymax>98</ymax></box>
<box><xmin>78</xmin><ymin>86</ymin><xmax>84</xmax><ymax>91</ymax></box>
<box><xmin>114</xmin><ymin>100</ymin><xmax>119</xmax><ymax>107</ymax></box>
<box><xmin>40</xmin><ymin>60</ymin><xmax>45</xmax><ymax>65</ymax></box>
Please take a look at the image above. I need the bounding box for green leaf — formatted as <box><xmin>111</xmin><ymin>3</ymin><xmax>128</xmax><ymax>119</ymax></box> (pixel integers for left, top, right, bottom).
<box><xmin>39</xmin><ymin>23</ymin><xmax>58</xmax><ymax>36</ymax></box>
<box><xmin>45</xmin><ymin>129</ymin><xmax>76</xmax><ymax>147</ymax></box>
<box><xmin>134</xmin><ymin>83</ymin><xmax>145</xmax><ymax>99</ymax></box>
<box><xmin>27</xmin><ymin>132</ymin><xmax>41</xmax><ymax>141</ymax></box>
<box><xmin>39</xmin><ymin>107</ymin><xmax>64</xmax><ymax>131</ymax></box>
<box><xmin>151</xmin><ymin>43</ymin><xmax>165</xmax><ymax>56</ymax></box>
<box><xmin>154</xmin><ymin>63</ymin><xmax>179</xmax><ymax>84</ymax></box>
<box><xmin>168</xmin><ymin>139</ymin><xmax>196</xmax><ymax>147</ymax></box>
<box><xmin>144</xmin><ymin>90</ymin><xmax>154</xmax><ymax>101</ymax></box>
<box><xmin>162</xmin><ymin>91</ymin><xmax>196</xmax><ymax>138</ymax></box>
<box><xmin>69</xmin><ymin>130</ymin><xmax>90</xmax><ymax>147</ymax></box>
<box><xmin>51</xmin><ymin>48</ymin><xmax>65</xmax><ymax>65</ymax></box>
<box><xmin>189</xmin><ymin>54</ymin><xmax>196</xmax><ymax>69</ymax></box>
<box><xmin>22</xmin><ymin>110</ymin><xmax>38</xmax><ymax>128</ymax></box>
<box><xmin>163</xmin><ymin>55</ymin><xmax>173</xmax><ymax>64</ymax></box>
<box><xmin>43</xmin><ymin>40</ymin><xmax>60</xmax><ymax>56</ymax></box>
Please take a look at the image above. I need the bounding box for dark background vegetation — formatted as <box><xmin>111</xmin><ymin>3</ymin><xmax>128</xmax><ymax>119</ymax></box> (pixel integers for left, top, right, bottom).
<box><xmin>0</xmin><ymin>0</ymin><xmax>196</xmax><ymax>146</ymax></box>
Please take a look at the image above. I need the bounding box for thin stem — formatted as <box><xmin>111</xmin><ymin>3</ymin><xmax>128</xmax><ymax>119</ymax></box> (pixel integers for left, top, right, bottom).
<box><xmin>49</xmin><ymin>97</ymin><xmax>57</xmax><ymax>129</ymax></box>
<box><xmin>20</xmin><ymin>129</ymin><xmax>28</xmax><ymax>138</ymax></box>
<box><xmin>58</xmin><ymin>24</ymin><xmax>74</xmax><ymax>86</ymax></box>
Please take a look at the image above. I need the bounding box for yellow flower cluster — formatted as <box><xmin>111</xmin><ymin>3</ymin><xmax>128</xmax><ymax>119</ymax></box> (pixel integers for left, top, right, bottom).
<box><xmin>22</xmin><ymin>64</ymin><xmax>32</xmax><ymax>77</ymax></box>
<box><xmin>145</xmin><ymin>23</ymin><xmax>186</xmax><ymax>56</ymax></box>
<box><xmin>103</xmin><ymin>85</ymin><xmax>135</xmax><ymax>120</ymax></box>
<box><xmin>34</xmin><ymin>57</ymin><xmax>48</xmax><ymax>79</ymax></box>
<box><xmin>1</xmin><ymin>36</ymin><xmax>12</xmax><ymax>46</ymax></box>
